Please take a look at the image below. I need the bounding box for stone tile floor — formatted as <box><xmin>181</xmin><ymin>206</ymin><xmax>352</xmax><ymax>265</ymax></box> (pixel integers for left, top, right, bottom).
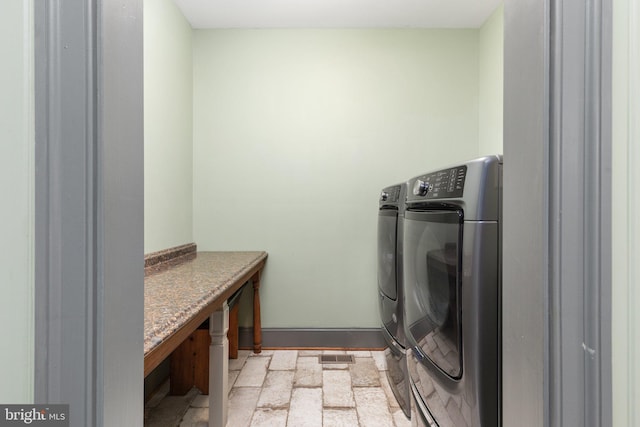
<box><xmin>145</xmin><ymin>349</ymin><xmax>411</xmax><ymax>427</ymax></box>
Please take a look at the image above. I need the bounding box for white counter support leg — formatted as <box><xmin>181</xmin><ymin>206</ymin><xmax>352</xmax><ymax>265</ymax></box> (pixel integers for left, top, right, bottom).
<box><xmin>209</xmin><ymin>302</ymin><xmax>229</xmax><ymax>427</ymax></box>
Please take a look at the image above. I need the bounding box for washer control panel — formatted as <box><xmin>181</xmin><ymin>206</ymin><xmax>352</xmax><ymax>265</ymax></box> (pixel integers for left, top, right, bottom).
<box><xmin>411</xmin><ymin>165</ymin><xmax>467</xmax><ymax>199</ymax></box>
<box><xmin>380</xmin><ymin>185</ymin><xmax>401</xmax><ymax>203</ymax></box>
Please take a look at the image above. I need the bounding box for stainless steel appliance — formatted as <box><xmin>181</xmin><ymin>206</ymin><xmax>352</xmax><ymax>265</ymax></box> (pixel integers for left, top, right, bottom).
<box><xmin>377</xmin><ymin>183</ymin><xmax>410</xmax><ymax>418</ymax></box>
<box><xmin>403</xmin><ymin>156</ymin><xmax>502</xmax><ymax>426</ymax></box>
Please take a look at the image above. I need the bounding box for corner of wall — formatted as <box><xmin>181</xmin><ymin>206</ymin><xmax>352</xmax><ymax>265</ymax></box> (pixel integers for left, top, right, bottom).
<box><xmin>143</xmin><ymin>0</ymin><xmax>194</xmax><ymax>253</ymax></box>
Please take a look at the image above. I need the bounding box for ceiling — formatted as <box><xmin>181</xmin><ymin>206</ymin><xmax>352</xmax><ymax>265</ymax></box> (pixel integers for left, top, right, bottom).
<box><xmin>173</xmin><ymin>0</ymin><xmax>503</xmax><ymax>29</ymax></box>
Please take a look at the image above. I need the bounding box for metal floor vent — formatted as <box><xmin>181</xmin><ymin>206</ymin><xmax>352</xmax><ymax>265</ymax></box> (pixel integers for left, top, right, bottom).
<box><xmin>318</xmin><ymin>355</ymin><xmax>355</xmax><ymax>364</ymax></box>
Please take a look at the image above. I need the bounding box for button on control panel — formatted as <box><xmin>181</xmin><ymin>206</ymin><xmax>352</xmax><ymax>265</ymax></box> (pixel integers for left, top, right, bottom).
<box><xmin>412</xmin><ymin>179</ymin><xmax>429</xmax><ymax>196</ymax></box>
<box><xmin>412</xmin><ymin>165</ymin><xmax>466</xmax><ymax>199</ymax></box>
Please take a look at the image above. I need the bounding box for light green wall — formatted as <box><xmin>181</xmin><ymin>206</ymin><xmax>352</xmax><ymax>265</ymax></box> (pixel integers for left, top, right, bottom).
<box><xmin>612</xmin><ymin>0</ymin><xmax>639</xmax><ymax>424</ymax></box>
<box><xmin>0</xmin><ymin>0</ymin><xmax>34</xmax><ymax>403</ymax></box>
<box><xmin>478</xmin><ymin>3</ymin><xmax>504</xmax><ymax>156</ymax></box>
<box><xmin>192</xmin><ymin>29</ymin><xmax>479</xmax><ymax>327</ymax></box>
<box><xmin>144</xmin><ymin>0</ymin><xmax>193</xmax><ymax>253</ymax></box>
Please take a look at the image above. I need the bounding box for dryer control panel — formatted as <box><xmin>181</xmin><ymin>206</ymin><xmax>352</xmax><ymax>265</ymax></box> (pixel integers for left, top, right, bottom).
<box><xmin>411</xmin><ymin>165</ymin><xmax>467</xmax><ymax>199</ymax></box>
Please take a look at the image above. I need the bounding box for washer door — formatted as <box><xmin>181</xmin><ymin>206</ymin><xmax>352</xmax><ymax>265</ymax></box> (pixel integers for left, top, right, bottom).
<box><xmin>377</xmin><ymin>209</ymin><xmax>398</xmax><ymax>300</ymax></box>
<box><xmin>404</xmin><ymin>209</ymin><xmax>463</xmax><ymax>379</ymax></box>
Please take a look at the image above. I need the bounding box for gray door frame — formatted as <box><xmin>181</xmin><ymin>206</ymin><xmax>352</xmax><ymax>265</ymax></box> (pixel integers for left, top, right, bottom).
<box><xmin>34</xmin><ymin>1</ymin><xmax>144</xmax><ymax>426</ymax></box>
<box><xmin>503</xmin><ymin>0</ymin><xmax>612</xmax><ymax>425</ymax></box>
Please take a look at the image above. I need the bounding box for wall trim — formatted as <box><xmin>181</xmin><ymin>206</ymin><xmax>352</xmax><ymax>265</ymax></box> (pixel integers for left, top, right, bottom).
<box><xmin>547</xmin><ymin>0</ymin><xmax>612</xmax><ymax>424</ymax></box>
<box><xmin>503</xmin><ymin>0</ymin><xmax>612</xmax><ymax>424</ymax></box>
<box><xmin>238</xmin><ymin>328</ymin><xmax>386</xmax><ymax>349</ymax></box>
<box><xmin>34</xmin><ymin>2</ymin><xmax>99</xmax><ymax>423</ymax></box>
<box><xmin>34</xmin><ymin>0</ymin><xmax>144</xmax><ymax>425</ymax></box>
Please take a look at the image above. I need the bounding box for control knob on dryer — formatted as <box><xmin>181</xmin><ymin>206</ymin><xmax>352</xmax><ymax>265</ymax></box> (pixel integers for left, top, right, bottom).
<box><xmin>413</xmin><ymin>179</ymin><xmax>429</xmax><ymax>196</ymax></box>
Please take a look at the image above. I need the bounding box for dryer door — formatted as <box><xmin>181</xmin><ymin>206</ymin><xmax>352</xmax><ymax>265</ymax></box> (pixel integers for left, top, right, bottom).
<box><xmin>377</xmin><ymin>208</ymin><xmax>398</xmax><ymax>300</ymax></box>
<box><xmin>404</xmin><ymin>209</ymin><xmax>463</xmax><ymax>379</ymax></box>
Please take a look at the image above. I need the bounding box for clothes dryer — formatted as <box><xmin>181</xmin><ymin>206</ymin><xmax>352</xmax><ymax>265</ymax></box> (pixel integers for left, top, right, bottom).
<box><xmin>403</xmin><ymin>156</ymin><xmax>502</xmax><ymax>426</ymax></box>
<box><xmin>378</xmin><ymin>183</ymin><xmax>410</xmax><ymax>418</ymax></box>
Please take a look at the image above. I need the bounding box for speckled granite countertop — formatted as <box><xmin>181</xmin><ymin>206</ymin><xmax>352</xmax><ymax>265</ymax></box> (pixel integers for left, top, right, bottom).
<box><xmin>144</xmin><ymin>251</ymin><xmax>267</xmax><ymax>355</ymax></box>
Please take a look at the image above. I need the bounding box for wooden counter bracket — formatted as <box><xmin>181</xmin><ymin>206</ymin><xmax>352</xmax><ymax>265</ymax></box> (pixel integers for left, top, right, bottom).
<box><xmin>226</xmin><ymin>286</ymin><xmax>245</xmax><ymax>359</ymax></box>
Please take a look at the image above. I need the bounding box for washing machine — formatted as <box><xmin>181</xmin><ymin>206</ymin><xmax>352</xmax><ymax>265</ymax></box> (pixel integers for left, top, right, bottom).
<box><xmin>403</xmin><ymin>156</ymin><xmax>502</xmax><ymax>426</ymax></box>
<box><xmin>378</xmin><ymin>183</ymin><xmax>410</xmax><ymax>418</ymax></box>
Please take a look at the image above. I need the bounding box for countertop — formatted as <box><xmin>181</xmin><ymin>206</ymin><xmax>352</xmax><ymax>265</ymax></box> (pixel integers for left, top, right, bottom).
<box><xmin>144</xmin><ymin>251</ymin><xmax>268</xmax><ymax>355</ymax></box>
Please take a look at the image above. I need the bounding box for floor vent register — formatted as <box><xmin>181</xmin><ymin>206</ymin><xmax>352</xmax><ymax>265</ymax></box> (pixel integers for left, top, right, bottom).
<box><xmin>318</xmin><ymin>354</ymin><xmax>356</xmax><ymax>364</ymax></box>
